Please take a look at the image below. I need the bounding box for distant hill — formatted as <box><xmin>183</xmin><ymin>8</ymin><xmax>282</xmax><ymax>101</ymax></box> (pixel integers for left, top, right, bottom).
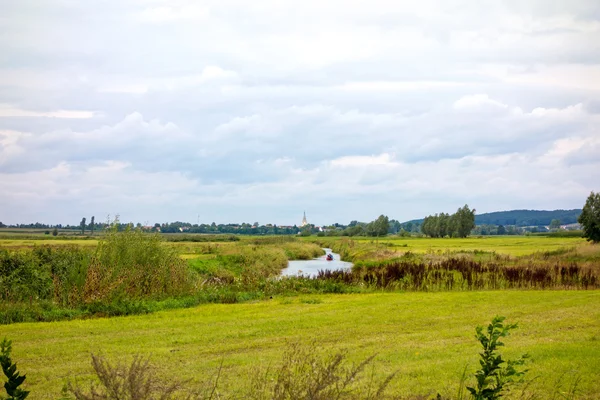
<box><xmin>474</xmin><ymin>209</ymin><xmax>581</xmax><ymax>226</ymax></box>
<box><xmin>403</xmin><ymin>209</ymin><xmax>582</xmax><ymax>227</ymax></box>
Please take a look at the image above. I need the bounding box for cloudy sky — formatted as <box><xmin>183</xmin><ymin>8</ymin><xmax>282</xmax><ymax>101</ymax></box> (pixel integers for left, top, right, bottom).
<box><xmin>1</xmin><ymin>0</ymin><xmax>599</xmax><ymax>226</ymax></box>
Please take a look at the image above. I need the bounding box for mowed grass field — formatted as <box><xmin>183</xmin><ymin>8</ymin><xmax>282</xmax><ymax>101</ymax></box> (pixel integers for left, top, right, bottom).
<box><xmin>2</xmin><ymin>290</ymin><xmax>599</xmax><ymax>398</ymax></box>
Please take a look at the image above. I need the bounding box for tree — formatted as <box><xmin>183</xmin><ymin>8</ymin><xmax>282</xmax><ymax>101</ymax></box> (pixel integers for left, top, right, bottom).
<box><xmin>497</xmin><ymin>225</ymin><xmax>506</xmax><ymax>235</ymax></box>
<box><xmin>372</xmin><ymin>215</ymin><xmax>389</xmax><ymax>237</ymax></box>
<box><xmin>80</xmin><ymin>217</ymin><xmax>86</xmax><ymax>235</ymax></box>
<box><xmin>90</xmin><ymin>216</ymin><xmax>95</xmax><ymax>235</ymax></box>
<box><xmin>549</xmin><ymin>219</ymin><xmax>561</xmax><ymax>231</ymax></box>
<box><xmin>52</xmin><ymin>227</ymin><xmax>58</xmax><ymax>236</ymax></box>
<box><xmin>455</xmin><ymin>204</ymin><xmax>476</xmax><ymax>238</ymax></box>
<box><xmin>579</xmin><ymin>191</ymin><xmax>600</xmax><ymax>243</ymax></box>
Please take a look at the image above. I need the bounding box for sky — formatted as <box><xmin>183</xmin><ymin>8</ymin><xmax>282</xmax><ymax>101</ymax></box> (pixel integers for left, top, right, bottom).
<box><xmin>1</xmin><ymin>0</ymin><xmax>599</xmax><ymax>226</ymax></box>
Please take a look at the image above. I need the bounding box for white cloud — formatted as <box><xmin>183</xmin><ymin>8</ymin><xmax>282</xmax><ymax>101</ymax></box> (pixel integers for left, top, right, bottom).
<box><xmin>339</xmin><ymin>81</ymin><xmax>464</xmax><ymax>92</ymax></box>
<box><xmin>330</xmin><ymin>153</ymin><xmax>398</xmax><ymax>167</ymax></box>
<box><xmin>1</xmin><ymin>0</ymin><xmax>599</xmax><ymax>224</ymax></box>
<box><xmin>0</xmin><ymin>104</ymin><xmax>96</xmax><ymax>118</ymax></box>
<box><xmin>138</xmin><ymin>5</ymin><xmax>210</xmax><ymax>23</ymax></box>
<box><xmin>453</xmin><ymin>94</ymin><xmax>508</xmax><ymax>110</ymax></box>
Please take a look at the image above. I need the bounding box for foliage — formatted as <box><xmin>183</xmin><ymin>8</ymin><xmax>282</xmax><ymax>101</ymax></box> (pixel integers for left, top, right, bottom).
<box><xmin>0</xmin><ymin>338</ymin><xmax>29</xmax><ymax>400</ymax></box>
<box><xmin>248</xmin><ymin>342</ymin><xmax>397</xmax><ymax>400</ymax></box>
<box><xmin>0</xmin><ymin>226</ymin><xmax>194</xmax><ymax>307</ymax></box>
<box><xmin>365</xmin><ymin>215</ymin><xmax>390</xmax><ymax>237</ymax></box>
<box><xmin>87</xmin><ymin>225</ymin><xmax>193</xmax><ymax>302</ymax></box>
<box><xmin>421</xmin><ymin>205</ymin><xmax>475</xmax><ymax>238</ymax></box>
<box><xmin>68</xmin><ymin>343</ymin><xmax>394</xmax><ymax>400</ymax></box>
<box><xmin>164</xmin><ymin>234</ymin><xmax>239</xmax><ymax>243</ymax></box>
<box><xmin>68</xmin><ymin>354</ymin><xmax>193</xmax><ymax>400</ymax></box>
<box><xmin>578</xmin><ymin>191</ymin><xmax>600</xmax><ymax>243</ymax></box>
<box><xmin>467</xmin><ymin>316</ymin><xmax>528</xmax><ymax>399</ymax></box>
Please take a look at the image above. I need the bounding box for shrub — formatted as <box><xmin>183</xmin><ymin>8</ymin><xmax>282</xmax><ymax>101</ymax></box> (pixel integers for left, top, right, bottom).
<box><xmin>467</xmin><ymin>316</ymin><xmax>528</xmax><ymax>399</ymax></box>
<box><xmin>0</xmin><ymin>337</ymin><xmax>29</xmax><ymax>400</ymax></box>
<box><xmin>85</xmin><ymin>226</ymin><xmax>194</xmax><ymax>302</ymax></box>
<box><xmin>68</xmin><ymin>354</ymin><xmax>190</xmax><ymax>399</ymax></box>
<box><xmin>247</xmin><ymin>342</ymin><xmax>397</xmax><ymax>400</ymax></box>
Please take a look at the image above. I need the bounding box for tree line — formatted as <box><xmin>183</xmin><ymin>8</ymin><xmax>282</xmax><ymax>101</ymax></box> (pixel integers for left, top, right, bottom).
<box><xmin>420</xmin><ymin>205</ymin><xmax>476</xmax><ymax>238</ymax></box>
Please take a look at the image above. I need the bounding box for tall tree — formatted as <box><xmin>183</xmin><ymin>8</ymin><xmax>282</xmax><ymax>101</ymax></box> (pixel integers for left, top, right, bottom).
<box><xmin>373</xmin><ymin>215</ymin><xmax>389</xmax><ymax>237</ymax></box>
<box><xmin>455</xmin><ymin>205</ymin><xmax>476</xmax><ymax>238</ymax></box>
<box><xmin>90</xmin><ymin>216</ymin><xmax>95</xmax><ymax>235</ymax></box>
<box><xmin>549</xmin><ymin>219</ymin><xmax>561</xmax><ymax>231</ymax></box>
<box><xmin>578</xmin><ymin>192</ymin><xmax>600</xmax><ymax>243</ymax></box>
<box><xmin>80</xmin><ymin>217</ymin><xmax>86</xmax><ymax>235</ymax></box>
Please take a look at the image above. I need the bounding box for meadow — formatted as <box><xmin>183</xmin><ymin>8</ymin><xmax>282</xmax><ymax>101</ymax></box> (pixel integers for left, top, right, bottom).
<box><xmin>342</xmin><ymin>236</ymin><xmax>590</xmax><ymax>256</ymax></box>
<box><xmin>2</xmin><ymin>291</ymin><xmax>599</xmax><ymax>398</ymax></box>
<box><xmin>1</xmin><ymin>231</ymin><xmax>599</xmax><ymax>398</ymax></box>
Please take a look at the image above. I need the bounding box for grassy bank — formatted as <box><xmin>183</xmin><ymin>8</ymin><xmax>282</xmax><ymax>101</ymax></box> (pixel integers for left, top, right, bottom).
<box><xmin>2</xmin><ymin>291</ymin><xmax>599</xmax><ymax>398</ymax></box>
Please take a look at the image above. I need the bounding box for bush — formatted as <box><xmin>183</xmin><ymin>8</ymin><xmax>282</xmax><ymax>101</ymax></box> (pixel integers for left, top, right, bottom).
<box><xmin>467</xmin><ymin>316</ymin><xmax>528</xmax><ymax>399</ymax></box>
<box><xmin>68</xmin><ymin>354</ymin><xmax>195</xmax><ymax>399</ymax></box>
<box><xmin>0</xmin><ymin>337</ymin><xmax>29</xmax><ymax>400</ymax></box>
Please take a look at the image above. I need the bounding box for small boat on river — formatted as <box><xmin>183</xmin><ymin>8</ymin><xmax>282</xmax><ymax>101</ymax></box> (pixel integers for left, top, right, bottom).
<box><xmin>326</xmin><ymin>253</ymin><xmax>334</xmax><ymax>261</ymax></box>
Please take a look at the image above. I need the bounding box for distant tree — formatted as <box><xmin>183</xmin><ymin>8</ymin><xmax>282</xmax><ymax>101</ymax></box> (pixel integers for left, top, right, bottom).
<box><xmin>579</xmin><ymin>191</ymin><xmax>600</xmax><ymax>243</ymax></box>
<box><xmin>549</xmin><ymin>219</ymin><xmax>561</xmax><ymax>231</ymax></box>
<box><xmin>90</xmin><ymin>216</ymin><xmax>95</xmax><ymax>235</ymax></box>
<box><xmin>497</xmin><ymin>225</ymin><xmax>506</xmax><ymax>235</ymax></box>
<box><xmin>455</xmin><ymin>205</ymin><xmax>476</xmax><ymax>238</ymax></box>
<box><xmin>0</xmin><ymin>221</ymin><xmax>5</xmax><ymax>228</ymax></box>
<box><xmin>373</xmin><ymin>215</ymin><xmax>389</xmax><ymax>237</ymax></box>
<box><xmin>52</xmin><ymin>227</ymin><xmax>58</xmax><ymax>236</ymax></box>
<box><xmin>80</xmin><ymin>217</ymin><xmax>86</xmax><ymax>235</ymax></box>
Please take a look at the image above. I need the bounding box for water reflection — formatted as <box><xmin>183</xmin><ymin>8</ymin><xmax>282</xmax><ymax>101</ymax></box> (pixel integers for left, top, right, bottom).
<box><xmin>281</xmin><ymin>248</ymin><xmax>353</xmax><ymax>278</ymax></box>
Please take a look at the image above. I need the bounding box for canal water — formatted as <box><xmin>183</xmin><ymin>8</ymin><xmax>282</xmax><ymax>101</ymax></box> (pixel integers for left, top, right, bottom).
<box><xmin>280</xmin><ymin>248</ymin><xmax>353</xmax><ymax>278</ymax></box>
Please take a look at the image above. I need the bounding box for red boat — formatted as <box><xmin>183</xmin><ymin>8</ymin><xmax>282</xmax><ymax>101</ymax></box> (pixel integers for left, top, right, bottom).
<box><xmin>326</xmin><ymin>254</ymin><xmax>334</xmax><ymax>261</ymax></box>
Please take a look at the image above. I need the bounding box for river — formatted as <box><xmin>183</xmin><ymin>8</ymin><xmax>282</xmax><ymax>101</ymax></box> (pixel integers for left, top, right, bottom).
<box><xmin>280</xmin><ymin>248</ymin><xmax>353</xmax><ymax>278</ymax></box>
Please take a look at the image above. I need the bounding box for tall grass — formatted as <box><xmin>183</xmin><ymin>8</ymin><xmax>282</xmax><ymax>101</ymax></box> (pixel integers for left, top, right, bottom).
<box><xmin>315</xmin><ymin>257</ymin><xmax>598</xmax><ymax>291</ymax></box>
<box><xmin>1</xmin><ymin>227</ymin><xmax>194</xmax><ymax>308</ymax></box>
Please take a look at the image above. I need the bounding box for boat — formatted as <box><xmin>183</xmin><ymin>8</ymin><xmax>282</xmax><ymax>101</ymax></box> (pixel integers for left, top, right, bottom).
<box><xmin>326</xmin><ymin>253</ymin><xmax>334</xmax><ymax>261</ymax></box>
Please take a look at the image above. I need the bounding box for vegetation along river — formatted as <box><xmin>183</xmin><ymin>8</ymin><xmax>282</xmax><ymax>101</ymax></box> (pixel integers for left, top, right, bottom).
<box><xmin>281</xmin><ymin>248</ymin><xmax>353</xmax><ymax>278</ymax></box>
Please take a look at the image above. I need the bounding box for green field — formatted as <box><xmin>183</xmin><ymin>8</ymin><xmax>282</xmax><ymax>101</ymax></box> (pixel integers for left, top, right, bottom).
<box><xmin>340</xmin><ymin>236</ymin><xmax>589</xmax><ymax>256</ymax></box>
<box><xmin>1</xmin><ymin>233</ymin><xmax>599</xmax><ymax>398</ymax></box>
<box><xmin>0</xmin><ymin>234</ymin><xmax>589</xmax><ymax>257</ymax></box>
<box><xmin>2</xmin><ymin>291</ymin><xmax>599</xmax><ymax>398</ymax></box>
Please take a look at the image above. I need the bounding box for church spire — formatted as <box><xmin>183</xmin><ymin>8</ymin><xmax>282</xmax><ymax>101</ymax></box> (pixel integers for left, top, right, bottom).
<box><xmin>301</xmin><ymin>211</ymin><xmax>308</xmax><ymax>227</ymax></box>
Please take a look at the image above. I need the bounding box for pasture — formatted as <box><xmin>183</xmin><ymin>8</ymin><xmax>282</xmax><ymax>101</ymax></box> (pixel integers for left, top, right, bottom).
<box><xmin>336</xmin><ymin>235</ymin><xmax>589</xmax><ymax>257</ymax></box>
<box><xmin>2</xmin><ymin>290</ymin><xmax>599</xmax><ymax>398</ymax></box>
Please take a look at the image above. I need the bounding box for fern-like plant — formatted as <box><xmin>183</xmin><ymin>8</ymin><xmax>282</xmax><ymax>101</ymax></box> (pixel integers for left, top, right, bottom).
<box><xmin>0</xmin><ymin>338</ymin><xmax>29</xmax><ymax>400</ymax></box>
<box><xmin>467</xmin><ymin>316</ymin><xmax>528</xmax><ymax>400</ymax></box>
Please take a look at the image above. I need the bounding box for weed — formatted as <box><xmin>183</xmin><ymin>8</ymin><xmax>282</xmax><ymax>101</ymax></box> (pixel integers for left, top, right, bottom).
<box><xmin>0</xmin><ymin>338</ymin><xmax>29</xmax><ymax>400</ymax></box>
<box><xmin>466</xmin><ymin>316</ymin><xmax>528</xmax><ymax>399</ymax></box>
<box><xmin>247</xmin><ymin>342</ymin><xmax>398</xmax><ymax>400</ymax></box>
<box><xmin>68</xmin><ymin>354</ymin><xmax>189</xmax><ymax>400</ymax></box>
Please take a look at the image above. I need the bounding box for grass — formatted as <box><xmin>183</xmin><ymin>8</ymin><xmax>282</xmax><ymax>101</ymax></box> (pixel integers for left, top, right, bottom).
<box><xmin>3</xmin><ymin>290</ymin><xmax>599</xmax><ymax>399</ymax></box>
<box><xmin>333</xmin><ymin>236</ymin><xmax>589</xmax><ymax>257</ymax></box>
<box><xmin>0</xmin><ymin>235</ymin><xmax>588</xmax><ymax>257</ymax></box>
